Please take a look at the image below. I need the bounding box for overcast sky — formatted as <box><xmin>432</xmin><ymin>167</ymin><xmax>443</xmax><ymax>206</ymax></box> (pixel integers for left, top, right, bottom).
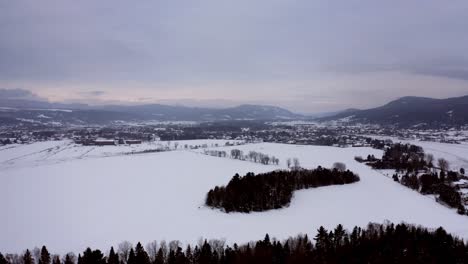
<box><xmin>1</xmin><ymin>0</ymin><xmax>468</xmax><ymax>113</ymax></box>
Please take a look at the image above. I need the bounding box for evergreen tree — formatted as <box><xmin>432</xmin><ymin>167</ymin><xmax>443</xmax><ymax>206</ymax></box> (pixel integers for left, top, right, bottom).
<box><xmin>185</xmin><ymin>245</ymin><xmax>193</xmax><ymax>264</ymax></box>
<box><xmin>167</xmin><ymin>250</ymin><xmax>175</xmax><ymax>264</ymax></box>
<box><xmin>107</xmin><ymin>247</ymin><xmax>119</xmax><ymax>264</ymax></box>
<box><xmin>81</xmin><ymin>248</ymin><xmax>105</xmax><ymax>264</ymax></box>
<box><xmin>134</xmin><ymin>243</ymin><xmax>150</xmax><ymax>264</ymax></box>
<box><xmin>126</xmin><ymin>249</ymin><xmax>136</xmax><ymax>264</ymax></box>
<box><xmin>52</xmin><ymin>255</ymin><xmax>61</xmax><ymax>264</ymax></box>
<box><xmin>64</xmin><ymin>254</ymin><xmax>74</xmax><ymax>264</ymax></box>
<box><xmin>39</xmin><ymin>246</ymin><xmax>51</xmax><ymax>264</ymax></box>
<box><xmin>23</xmin><ymin>250</ymin><xmax>34</xmax><ymax>264</ymax></box>
<box><xmin>154</xmin><ymin>248</ymin><xmax>165</xmax><ymax>264</ymax></box>
<box><xmin>333</xmin><ymin>224</ymin><xmax>346</xmax><ymax>248</ymax></box>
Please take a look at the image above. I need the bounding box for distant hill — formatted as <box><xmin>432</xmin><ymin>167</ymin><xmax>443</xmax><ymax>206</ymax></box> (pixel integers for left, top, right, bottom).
<box><xmin>0</xmin><ymin>99</ymin><xmax>303</xmax><ymax>125</ymax></box>
<box><xmin>322</xmin><ymin>95</ymin><xmax>468</xmax><ymax>127</ymax></box>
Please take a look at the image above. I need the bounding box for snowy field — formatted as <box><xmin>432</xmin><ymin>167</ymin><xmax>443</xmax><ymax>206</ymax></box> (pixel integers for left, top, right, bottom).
<box><xmin>2</xmin><ymin>140</ymin><xmax>468</xmax><ymax>253</ymax></box>
<box><xmin>0</xmin><ymin>139</ymin><xmax>241</xmax><ymax>171</ymax></box>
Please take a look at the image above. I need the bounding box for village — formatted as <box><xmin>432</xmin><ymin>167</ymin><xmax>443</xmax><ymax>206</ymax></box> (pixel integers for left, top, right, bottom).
<box><xmin>2</xmin><ymin>121</ymin><xmax>468</xmax><ymax>149</ymax></box>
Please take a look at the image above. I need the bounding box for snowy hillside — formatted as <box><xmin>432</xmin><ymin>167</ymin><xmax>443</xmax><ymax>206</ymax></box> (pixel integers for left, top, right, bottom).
<box><xmin>1</xmin><ymin>140</ymin><xmax>468</xmax><ymax>253</ymax></box>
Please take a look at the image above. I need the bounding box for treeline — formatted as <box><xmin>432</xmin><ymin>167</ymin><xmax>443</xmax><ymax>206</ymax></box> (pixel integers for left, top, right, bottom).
<box><xmin>206</xmin><ymin>167</ymin><xmax>359</xmax><ymax>213</ymax></box>
<box><xmin>395</xmin><ymin>172</ymin><xmax>467</xmax><ymax>215</ymax></box>
<box><xmin>2</xmin><ymin>223</ymin><xmax>468</xmax><ymax>264</ymax></box>
<box><xmin>358</xmin><ymin>143</ymin><xmax>468</xmax><ymax>215</ymax></box>
<box><xmin>203</xmin><ymin>149</ymin><xmax>280</xmax><ymax>165</ymax></box>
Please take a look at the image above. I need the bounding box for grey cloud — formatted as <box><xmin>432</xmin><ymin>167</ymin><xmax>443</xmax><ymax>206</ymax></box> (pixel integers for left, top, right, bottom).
<box><xmin>1</xmin><ymin>0</ymin><xmax>468</xmax><ymax>82</ymax></box>
<box><xmin>0</xmin><ymin>88</ymin><xmax>45</xmax><ymax>101</ymax></box>
<box><xmin>1</xmin><ymin>0</ymin><xmax>468</xmax><ymax>112</ymax></box>
<box><xmin>79</xmin><ymin>91</ymin><xmax>107</xmax><ymax>97</ymax></box>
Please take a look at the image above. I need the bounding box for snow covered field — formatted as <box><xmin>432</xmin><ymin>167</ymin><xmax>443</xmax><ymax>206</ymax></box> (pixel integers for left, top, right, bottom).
<box><xmin>1</xmin><ymin>140</ymin><xmax>468</xmax><ymax>253</ymax></box>
<box><xmin>0</xmin><ymin>139</ymin><xmax>241</xmax><ymax>171</ymax></box>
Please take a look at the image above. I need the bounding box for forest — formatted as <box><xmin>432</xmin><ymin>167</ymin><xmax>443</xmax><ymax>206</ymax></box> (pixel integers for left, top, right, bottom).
<box><xmin>2</xmin><ymin>222</ymin><xmax>467</xmax><ymax>264</ymax></box>
<box><xmin>205</xmin><ymin>167</ymin><xmax>360</xmax><ymax>213</ymax></box>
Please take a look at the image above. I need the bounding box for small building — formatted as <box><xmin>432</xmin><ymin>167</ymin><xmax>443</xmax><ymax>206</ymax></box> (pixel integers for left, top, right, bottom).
<box><xmin>126</xmin><ymin>140</ymin><xmax>142</xmax><ymax>145</ymax></box>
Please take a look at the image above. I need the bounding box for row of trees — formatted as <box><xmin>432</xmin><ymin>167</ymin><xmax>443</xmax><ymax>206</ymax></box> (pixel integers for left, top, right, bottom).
<box><xmin>206</xmin><ymin>166</ymin><xmax>360</xmax><ymax>213</ymax></box>
<box><xmin>395</xmin><ymin>172</ymin><xmax>467</xmax><ymax>214</ymax></box>
<box><xmin>360</xmin><ymin>142</ymin><xmax>467</xmax><ymax>215</ymax></box>
<box><xmin>203</xmin><ymin>149</ymin><xmax>280</xmax><ymax>165</ymax></box>
<box><xmin>2</xmin><ymin>223</ymin><xmax>467</xmax><ymax>264</ymax></box>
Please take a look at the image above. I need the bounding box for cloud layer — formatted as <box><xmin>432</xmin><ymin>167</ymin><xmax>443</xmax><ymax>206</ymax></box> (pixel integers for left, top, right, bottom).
<box><xmin>1</xmin><ymin>0</ymin><xmax>468</xmax><ymax>112</ymax></box>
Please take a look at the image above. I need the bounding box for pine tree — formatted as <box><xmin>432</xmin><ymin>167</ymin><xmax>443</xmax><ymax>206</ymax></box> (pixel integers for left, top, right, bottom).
<box><xmin>52</xmin><ymin>255</ymin><xmax>61</xmax><ymax>264</ymax></box>
<box><xmin>333</xmin><ymin>224</ymin><xmax>346</xmax><ymax>248</ymax></box>
<box><xmin>167</xmin><ymin>250</ymin><xmax>175</xmax><ymax>264</ymax></box>
<box><xmin>134</xmin><ymin>243</ymin><xmax>150</xmax><ymax>264</ymax></box>
<box><xmin>127</xmin><ymin>249</ymin><xmax>136</xmax><ymax>264</ymax></box>
<box><xmin>314</xmin><ymin>226</ymin><xmax>329</xmax><ymax>251</ymax></box>
<box><xmin>64</xmin><ymin>254</ymin><xmax>74</xmax><ymax>264</ymax></box>
<box><xmin>81</xmin><ymin>248</ymin><xmax>105</xmax><ymax>264</ymax></box>
<box><xmin>107</xmin><ymin>247</ymin><xmax>119</xmax><ymax>264</ymax></box>
<box><xmin>154</xmin><ymin>248</ymin><xmax>165</xmax><ymax>264</ymax></box>
<box><xmin>23</xmin><ymin>250</ymin><xmax>34</xmax><ymax>264</ymax></box>
<box><xmin>185</xmin><ymin>245</ymin><xmax>193</xmax><ymax>264</ymax></box>
<box><xmin>39</xmin><ymin>246</ymin><xmax>51</xmax><ymax>264</ymax></box>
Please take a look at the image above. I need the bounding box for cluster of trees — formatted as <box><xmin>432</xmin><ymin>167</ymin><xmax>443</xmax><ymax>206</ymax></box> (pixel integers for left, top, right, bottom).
<box><xmin>394</xmin><ymin>172</ymin><xmax>467</xmax><ymax>214</ymax></box>
<box><xmin>203</xmin><ymin>149</ymin><xmax>280</xmax><ymax>165</ymax></box>
<box><xmin>360</xmin><ymin>142</ymin><xmax>467</xmax><ymax>215</ymax></box>
<box><xmin>366</xmin><ymin>138</ymin><xmax>392</xmax><ymax>149</ymax></box>
<box><xmin>369</xmin><ymin>143</ymin><xmax>427</xmax><ymax>172</ymax></box>
<box><xmin>2</xmin><ymin>223</ymin><xmax>468</xmax><ymax>264</ymax></box>
<box><xmin>206</xmin><ymin>166</ymin><xmax>359</xmax><ymax>213</ymax></box>
<box><xmin>286</xmin><ymin>158</ymin><xmax>301</xmax><ymax>170</ymax></box>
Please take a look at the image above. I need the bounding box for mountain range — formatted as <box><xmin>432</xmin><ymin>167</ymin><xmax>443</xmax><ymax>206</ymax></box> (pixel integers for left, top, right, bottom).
<box><xmin>0</xmin><ymin>98</ymin><xmax>302</xmax><ymax>125</ymax></box>
<box><xmin>1</xmin><ymin>95</ymin><xmax>468</xmax><ymax>127</ymax></box>
<box><xmin>322</xmin><ymin>95</ymin><xmax>468</xmax><ymax>127</ymax></box>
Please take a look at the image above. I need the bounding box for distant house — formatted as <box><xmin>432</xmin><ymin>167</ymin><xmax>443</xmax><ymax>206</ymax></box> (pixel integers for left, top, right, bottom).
<box><xmin>126</xmin><ymin>140</ymin><xmax>142</xmax><ymax>145</ymax></box>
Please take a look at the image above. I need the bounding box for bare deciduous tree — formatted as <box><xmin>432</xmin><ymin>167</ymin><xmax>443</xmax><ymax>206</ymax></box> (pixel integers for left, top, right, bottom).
<box><xmin>437</xmin><ymin>158</ymin><xmax>450</xmax><ymax>172</ymax></box>
<box><xmin>169</xmin><ymin>241</ymin><xmax>181</xmax><ymax>252</ymax></box>
<box><xmin>425</xmin><ymin>153</ymin><xmax>434</xmax><ymax>167</ymax></box>
<box><xmin>32</xmin><ymin>247</ymin><xmax>40</xmax><ymax>264</ymax></box>
<box><xmin>209</xmin><ymin>239</ymin><xmax>226</xmax><ymax>255</ymax></box>
<box><xmin>293</xmin><ymin>158</ymin><xmax>300</xmax><ymax>170</ymax></box>
<box><xmin>146</xmin><ymin>241</ymin><xmax>158</xmax><ymax>262</ymax></box>
<box><xmin>286</xmin><ymin>158</ymin><xmax>292</xmax><ymax>168</ymax></box>
<box><xmin>118</xmin><ymin>241</ymin><xmax>133</xmax><ymax>263</ymax></box>
<box><xmin>332</xmin><ymin>162</ymin><xmax>347</xmax><ymax>172</ymax></box>
<box><xmin>159</xmin><ymin>241</ymin><xmax>168</xmax><ymax>260</ymax></box>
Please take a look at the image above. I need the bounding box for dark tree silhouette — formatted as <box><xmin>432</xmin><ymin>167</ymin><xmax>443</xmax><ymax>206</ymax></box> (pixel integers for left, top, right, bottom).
<box><xmin>134</xmin><ymin>243</ymin><xmax>150</xmax><ymax>264</ymax></box>
<box><xmin>23</xmin><ymin>250</ymin><xmax>34</xmax><ymax>264</ymax></box>
<box><xmin>206</xmin><ymin>167</ymin><xmax>360</xmax><ymax>213</ymax></box>
<box><xmin>79</xmin><ymin>248</ymin><xmax>105</xmax><ymax>264</ymax></box>
<box><xmin>39</xmin><ymin>246</ymin><xmax>51</xmax><ymax>264</ymax></box>
<box><xmin>107</xmin><ymin>247</ymin><xmax>119</xmax><ymax>264</ymax></box>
